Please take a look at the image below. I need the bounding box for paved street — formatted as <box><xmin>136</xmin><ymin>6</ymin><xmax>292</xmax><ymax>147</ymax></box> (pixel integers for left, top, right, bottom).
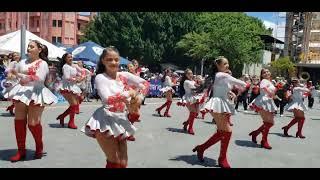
<box><xmin>1</xmin><ymin>98</ymin><xmax>320</xmax><ymax>168</ymax></box>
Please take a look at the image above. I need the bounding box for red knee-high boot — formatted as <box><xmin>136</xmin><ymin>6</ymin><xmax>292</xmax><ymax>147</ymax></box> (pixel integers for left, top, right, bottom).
<box><xmin>282</xmin><ymin>118</ymin><xmax>298</xmax><ymax>137</ymax></box>
<box><xmin>296</xmin><ymin>118</ymin><xmax>306</xmax><ymax>139</ymax></box>
<box><xmin>218</xmin><ymin>131</ymin><xmax>232</xmax><ymax>168</ymax></box>
<box><xmin>187</xmin><ymin>112</ymin><xmax>197</xmax><ymax>135</ymax></box>
<box><xmin>249</xmin><ymin>123</ymin><xmax>265</xmax><ymax>144</ymax></box>
<box><xmin>155</xmin><ymin>101</ymin><xmax>168</xmax><ymax>116</ymax></box>
<box><xmin>28</xmin><ymin>123</ymin><xmax>43</xmax><ymax>159</ymax></box>
<box><xmin>10</xmin><ymin>120</ymin><xmax>27</xmax><ymax>162</ymax></box>
<box><xmin>6</xmin><ymin>103</ymin><xmax>15</xmax><ymax>115</ymax></box>
<box><xmin>106</xmin><ymin>160</ymin><xmax>121</xmax><ymax>168</ymax></box>
<box><xmin>182</xmin><ymin>112</ymin><xmax>193</xmax><ymax>131</ymax></box>
<box><xmin>164</xmin><ymin>100</ymin><xmax>172</xmax><ymax>117</ymax></box>
<box><xmin>192</xmin><ymin>130</ymin><xmax>223</xmax><ymax>162</ymax></box>
<box><xmin>56</xmin><ymin>106</ymin><xmax>71</xmax><ymax>127</ymax></box>
<box><xmin>261</xmin><ymin>122</ymin><xmax>273</xmax><ymax>149</ymax></box>
<box><xmin>68</xmin><ymin>105</ymin><xmax>78</xmax><ymax>129</ymax></box>
<box><xmin>119</xmin><ymin>163</ymin><xmax>128</xmax><ymax>168</ymax></box>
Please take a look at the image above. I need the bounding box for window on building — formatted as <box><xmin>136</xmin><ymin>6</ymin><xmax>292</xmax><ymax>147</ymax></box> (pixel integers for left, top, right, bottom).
<box><xmin>0</xmin><ymin>23</ymin><xmax>2</xmax><ymax>29</ymax></box>
<box><xmin>37</xmin><ymin>20</ymin><xmax>39</xmax><ymax>27</ymax></box>
<box><xmin>77</xmin><ymin>23</ymin><xmax>80</xmax><ymax>30</ymax></box>
<box><xmin>52</xmin><ymin>36</ymin><xmax>56</xmax><ymax>43</ymax></box>
<box><xmin>16</xmin><ymin>21</ymin><xmax>18</xmax><ymax>28</ymax></box>
<box><xmin>58</xmin><ymin>20</ymin><xmax>62</xmax><ymax>27</ymax></box>
<box><xmin>52</xmin><ymin>20</ymin><xmax>57</xmax><ymax>27</ymax></box>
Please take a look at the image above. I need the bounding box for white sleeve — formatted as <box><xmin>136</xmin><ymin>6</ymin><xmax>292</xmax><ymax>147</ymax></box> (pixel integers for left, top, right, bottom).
<box><xmin>184</xmin><ymin>80</ymin><xmax>196</xmax><ymax>90</ymax></box>
<box><xmin>166</xmin><ymin>76</ymin><xmax>173</xmax><ymax>86</ymax></box>
<box><xmin>62</xmin><ymin>65</ymin><xmax>75</xmax><ymax>81</ymax></box>
<box><xmin>259</xmin><ymin>79</ymin><xmax>269</xmax><ymax>89</ymax></box>
<box><xmin>37</xmin><ymin>61</ymin><xmax>49</xmax><ymax>82</ymax></box>
<box><xmin>216</xmin><ymin>72</ymin><xmax>246</xmax><ymax>87</ymax></box>
<box><xmin>122</xmin><ymin>72</ymin><xmax>150</xmax><ymax>96</ymax></box>
<box><xmin>294</xmin><ymin>87</ymin><xmax>310</xmax><ymax>93</ymax></box>
<box><xmin>96</xmin><ymin>74</ymin><xmax>130</xmax><ymax>104</ymax></box>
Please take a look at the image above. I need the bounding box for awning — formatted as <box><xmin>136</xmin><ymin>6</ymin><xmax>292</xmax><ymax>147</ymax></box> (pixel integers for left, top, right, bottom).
<box><xmin>259</xmin><ymin>35</ymin><xmax>284</xmax><ymax>44</ymax></box>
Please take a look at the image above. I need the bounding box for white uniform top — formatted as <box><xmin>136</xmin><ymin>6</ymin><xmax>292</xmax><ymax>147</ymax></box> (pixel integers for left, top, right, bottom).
<box><xmin>163</xmin><ymin>76</ymin><xmax>173</xmax><ymax>87</ymax></box>
<box><xmin>95</xmin><ymin>71</ymin><xmax>148</xmax><ymax>113</ymax></box>
<box><xmin>62</xmin><ymin>64</ymin><xmax>81</xmax><ymax>83</ymax></box>
<box><xmin>291</xmin><ymin>87</ymin><xmax>309</xmax><ymax>102</ymax></box>
<box><xmin>16</xmin><ymin>59</ymin><xmax>49</xmax><ymax>86</ymax></box>
<box><xmin>212</xmin><ymin>72</ymin><xmax>247</xmax><ymax>99</ymax></box>
<box><xmin>184</xmin><ymin>80</ymin><xmax>196</xmax><ymax>95</ymax></box>
<box><xmin>204</xmin><ymin>72</ymin><xmax>246</xmax><ymax>115</ymax></box>
<box><xmin>8</xmin><ymin>59</ymin><xmax>57</xmax><ymax>106</ymax></box>
<box><xmin>259</xmin><ymin>79</ymin><xmax>276</xmax><ymax>97</ymax></box>
<box><xmin>81</xmin><ymin>71</ymin><xmax>149</xmax><ymax>140</ymax></box>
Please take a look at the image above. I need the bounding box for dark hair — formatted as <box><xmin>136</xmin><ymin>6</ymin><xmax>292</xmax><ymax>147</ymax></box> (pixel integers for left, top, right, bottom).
<box><xmin>179</xmin><ymin>68</ymin><xmax>192</xmax><ymax>97</ymax></box>
<box><xmin>260</xmin><ymin>68</ymin><xmax>270</xmax><ymax>81</ymax></box>
<box><xmin>132</xmin><ymin>59</ymin><xmax>138</xmax><ymax>65</ymax></box>
<box><xmin>96</xmin><ymin>46</ymin><xmax>120</xmax><ymax>75</ymax></box>
<box><xmin>57</xmin><ymin>53</ymin><xmax>72</xmax><ymax>76</ymax></box>
<box><xmin>161</xmin><ymin>68</ymin><xmax>171</xmax><ymax>83</ymax></box>
<box><xmin>194</xmin><ymin>56</ymin><xmax>226</xmax><ymax>97</ymax></box>
<box><xmin>30</xmin><ymin>40</ymin><xmax>49</xmax><ymax>62</ymax></box>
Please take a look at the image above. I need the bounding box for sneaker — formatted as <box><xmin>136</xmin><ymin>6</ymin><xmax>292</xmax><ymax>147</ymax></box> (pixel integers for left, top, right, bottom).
<box><xmin>244</xmin><ymin>110</ymin><xmax>248</xmax><ymax>113</ymax></box>
<box><xmin>280</xmin><ymin>114</ymin><xmax>283</xmax><ymax>117</ymax></box>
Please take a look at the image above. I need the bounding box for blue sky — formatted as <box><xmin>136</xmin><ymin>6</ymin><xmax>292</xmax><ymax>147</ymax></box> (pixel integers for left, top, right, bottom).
<box><xmin>245</xmin><ymin>12</ymin><xmax>286</xmax><ymax>23</ymax></box>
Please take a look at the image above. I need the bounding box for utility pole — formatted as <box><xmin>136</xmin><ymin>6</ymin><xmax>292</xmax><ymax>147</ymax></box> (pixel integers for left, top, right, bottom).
<box><xmin>200</xmin><ymin>58</ymin><xmax>204</xmax><ymax>76</ymax></box>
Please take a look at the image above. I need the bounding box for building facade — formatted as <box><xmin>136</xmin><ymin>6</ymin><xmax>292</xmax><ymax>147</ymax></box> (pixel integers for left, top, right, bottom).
<box><xmin>284</xmin><ymin>12</ymin><xmax>320</xmax><ymax>82</ymax></box>
<box><xmin>0</xmin><ymin>12</ymin><xmax>96</xmax><ymax>47</ymax></box>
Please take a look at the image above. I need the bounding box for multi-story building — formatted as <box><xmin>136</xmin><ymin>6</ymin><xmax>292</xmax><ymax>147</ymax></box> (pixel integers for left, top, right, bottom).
<box><xmin>0</xmin><ymin>12</ymin><xmax>96</xmax><ymax>47</ymax></box>
<box><xmin>284</xmin><ymin>12</ymin><xmax>320</xmax><ymax>82</ymax></box>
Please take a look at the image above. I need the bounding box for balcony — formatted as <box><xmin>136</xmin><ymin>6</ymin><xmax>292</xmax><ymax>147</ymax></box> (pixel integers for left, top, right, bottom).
<box><xmin>77</xmin><ymin>14</ymin><xmax>90</xmax><ymax>22</ymax></box>
<box><xmin>29</xmin><ymin>27</ymin><xmax>40</xmax><ymax>33</ymax></box>
<box><xmin>29</xmin><ymin>12</ymin><xmax>41</xmax><ymax>17</ymax></box>
<box><xmin>309</xmin><ymin>42</ymin><xmax>320</xmax><ymax>48</ymax></box>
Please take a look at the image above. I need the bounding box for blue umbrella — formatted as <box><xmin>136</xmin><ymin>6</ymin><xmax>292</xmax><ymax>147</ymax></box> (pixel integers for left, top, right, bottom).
<box><xmin>71</xmin><ymin>41</ymin><xmax>104</xmax><ymax>63</ymax></box>
<box><xmin>83</xmin><ymin>61</ymin><xmax>96</xmax><ymax>67</ymax></box>
<box><xmin>71</xmin><ymin>41</ymin><xmax>130</xmax><ymax>65</ymax></box>
<box><xmin>120</xmin><ymin>57</ymin><xmax>130</xmax><ymax>65</ymax></box>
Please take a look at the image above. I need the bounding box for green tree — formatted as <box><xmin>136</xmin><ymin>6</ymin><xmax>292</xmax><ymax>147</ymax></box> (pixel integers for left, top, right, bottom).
<box><xmin>176</xmin><ymin>12</ymin><xmax>270</xmax><ymax>77</ymax></box>
<box><xmin>82</xmin><ymin>12</ymin><xmax>200</xmax><ymax>68</ymax></box>
<box><xmin>270</xmin><ymin>56</ymin><xmax>295</xmax><ymax>78</ymax></box>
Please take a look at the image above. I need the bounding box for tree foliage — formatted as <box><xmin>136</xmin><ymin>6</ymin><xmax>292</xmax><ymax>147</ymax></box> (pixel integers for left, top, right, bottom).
<box><xmin>270</xmin><ymin>56</ymin><xmax>295</xmax><ymax>78</ymax></box>
<box><xmin>176</xmin><ymin>12</ymin><xmax>271</xmax><ymax>77</ymax></box>
<box><xmin>82</xmin><ymin>12</ymin><xmax>200</xmax><ymax>67</ymax></box>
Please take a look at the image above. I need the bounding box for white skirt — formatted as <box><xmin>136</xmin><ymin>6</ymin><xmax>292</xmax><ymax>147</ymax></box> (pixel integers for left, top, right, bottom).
<box><xmin>249</xmin><ymin>95</ymin><xmax>277</xmax><ymax>113</ymax></box>
<box><xmin>204</xmin><ymin>97</ymin><xmax>235</xmax><ymax>115</ymax></box>
<box><xmin>8</xmin><ymin>84</ymin><xmax>58</xmax><ymax>106</ymax></box>
<box><xmin>285</xmin><ymin>101</ymin><xmax>308</xmax><ymax>112</ymax></box>
<box><xmin>58</xmin><ymin>81</ymin><xmax>82</xmax><ymax>96</ymax></box>
<box><xmin>81</xmin><ymin>106</ymin><xmax>137</xmax><ymax>141</ymax></box>
<box><xmin>160</xmin><ymin>86</ymin><xmax>175</xmax><ymax>94</ymax></box>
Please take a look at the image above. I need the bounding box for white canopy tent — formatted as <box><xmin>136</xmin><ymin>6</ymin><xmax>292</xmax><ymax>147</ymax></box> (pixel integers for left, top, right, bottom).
<box><xmin>0</xmin><ymin>30</ymin><xmax>66</xmax><ymax>61</ymax></box>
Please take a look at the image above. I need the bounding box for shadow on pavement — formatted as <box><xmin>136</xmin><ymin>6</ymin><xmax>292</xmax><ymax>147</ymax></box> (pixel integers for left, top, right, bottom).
<box><xmin>48</xmin><ymin>123</ymin><xmax>66</xmax><ymax>128</ymax></box>
<box><xmin>0</xmin><ymin>113</ymin><xmax>14</xmax><ymax>117</ymax></box>
<box><xmin>203</xmin><ymin>121</ymin><xmax>215</xmax><ymax>125</ymax></box>
<box><xmin>166</xmin><ymin>127</ymin><xmax>189</xmax><ymax>134</ymax></box>
<box><xmin>235</xmin><ymin>140</ymin><xmax>261</xmax><ymax>148</ymax></box>
<box><xmin>0</xmin><ymin>149</ymin><xmax>47</xmax><ymax>161</ymax></box>
<box><xmin>269</xmin><ymin>132</ymin><xmax>294</xmax><ymax>138</ymax></box>
<box><xmin>169</xmin><ymin>155</ymin><xmax>217</xmax><ymax>167</ymax></box>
